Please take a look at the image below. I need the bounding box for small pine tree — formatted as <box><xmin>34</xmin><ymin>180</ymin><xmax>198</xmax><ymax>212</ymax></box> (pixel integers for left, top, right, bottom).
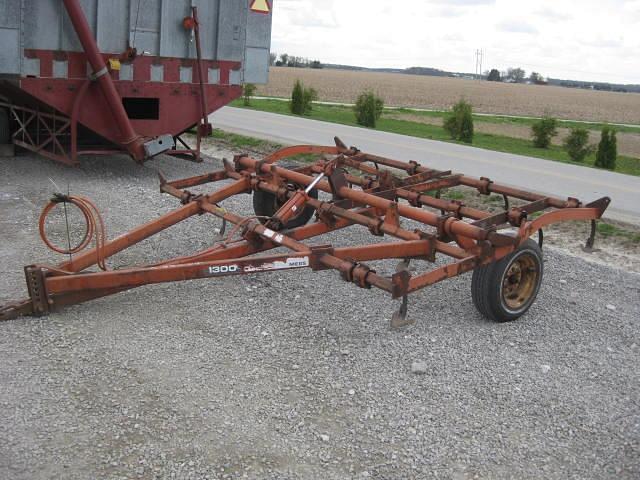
<box><xmin>303</xmin><ymin>87</ymin><xmax>318</xmax><ymax>114</ymax></box>
<box><xmin>563</xmin><ymin>127</ymin><xmax>594</xmax><ymax>162</ymax></box>
<box><xmin>290</xmin><ymin>80</ymin><xmax>305</xmax><ymax>115</ymax></box>
<box><xmin>354</xmin><ymin>91</ymin><xmax>384</xmax><ymax>128</ymax></box>
<box><xmin>243</xmin><ymin>83</ymin><xmax>256</xmax><ymax>106</ymax></box>
<box><xmin>290</xmin><ymin>80</ymin><xmax>316</xmax><ymax>115</ymax></box>
<box><xmin>531</xmin><ymin>117</ymin><xmax>558</xmax><ymax>148</ymax></box>
<box><xmin>443</xmin><ymin>99</ymin><xmax>474</xmax><ymax>143</ymax></box>
<box><xmin>595</xmin><ymin>126</ymin><xmax>617</xmax><ymax>170</ymax></box>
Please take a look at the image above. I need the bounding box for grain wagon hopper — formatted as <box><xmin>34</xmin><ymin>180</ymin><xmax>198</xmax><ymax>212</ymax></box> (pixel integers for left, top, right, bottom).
<box><xmin>0</xmin><ymin>0</ymin><xmax>273</xmax><ymax>165</ymax></box>
<box><xmin>0</xmin><ymin>139</ymin><xmax>610</xmax><ymax>325</ymax></box>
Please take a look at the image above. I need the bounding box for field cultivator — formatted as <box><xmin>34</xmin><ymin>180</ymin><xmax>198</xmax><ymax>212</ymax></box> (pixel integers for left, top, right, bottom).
<box><xmin>0</xmin><ymin>138</ymin><xmax>610</xmax><ymax>326</ymax></box>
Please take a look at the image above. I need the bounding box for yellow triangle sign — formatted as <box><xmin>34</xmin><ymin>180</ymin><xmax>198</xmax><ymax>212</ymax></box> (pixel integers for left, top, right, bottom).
<box><xmin>250</xmin><ymin>0</ymin><xmax>270</xmax><ymax>14</ymax></box>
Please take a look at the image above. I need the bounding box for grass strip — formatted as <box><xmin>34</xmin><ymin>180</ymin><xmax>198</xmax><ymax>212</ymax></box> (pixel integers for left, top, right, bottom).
<box><xmin>231</xmin><ymin>98</ymin><xmax>640</xmax><ymax>177</ymax></box>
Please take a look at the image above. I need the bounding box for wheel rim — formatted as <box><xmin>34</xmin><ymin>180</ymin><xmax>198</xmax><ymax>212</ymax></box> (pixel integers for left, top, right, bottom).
<box><xmin>501</xmin><ymin>252</ymin><xmax>540</xmax><ymax>312</ymax></box>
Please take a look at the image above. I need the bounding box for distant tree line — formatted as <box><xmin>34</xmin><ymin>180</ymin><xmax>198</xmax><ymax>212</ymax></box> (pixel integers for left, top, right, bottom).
<box><xmin>484</xmin><ymin>67</ymin><xmax>635</xmax><ymax>92</ymax></box>
<box><xmin>485</xmin><ymin>68</ymin><xmax>547</xmax><ymax>85</ymax></box>
<box><xmin>270</xmin><ymin>53</ymin><xmax>323</xmax><ymax>69</ymax></box>
<box><xmin>556</xmin><ymin>80</ymin><xmax>630</xmax><ymax>93</ymax></box>
<box><xmin>269</xmin><ymin>53</ymin><xmax>638</xmax><ymax>93</ymax></box>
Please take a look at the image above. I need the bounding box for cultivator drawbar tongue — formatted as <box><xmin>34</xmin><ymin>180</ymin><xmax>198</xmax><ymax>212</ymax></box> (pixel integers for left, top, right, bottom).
<box><xmin>0</xmin><ymin>138</ymin><xmax>610</xmax><ymax>325</ymax></box>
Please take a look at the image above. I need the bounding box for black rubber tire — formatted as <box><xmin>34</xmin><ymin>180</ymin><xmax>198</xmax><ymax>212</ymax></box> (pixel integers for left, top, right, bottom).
<box><xmin>0</xmin><ymin>108</ymin><xmax>10</xmax><ymax>144</ymax></box>
<box><xmin>252</xmin><ymin>161</ymin><xmax>318</xmax><ymax>230</ymax></box>
<box><xmin>471</xmin><ymin>238</ymin><xmax>544</xmax><ymax>322</ymax></box>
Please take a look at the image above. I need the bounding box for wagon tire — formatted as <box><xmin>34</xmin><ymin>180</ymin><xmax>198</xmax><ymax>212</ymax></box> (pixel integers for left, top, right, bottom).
<box><xmin>252</xmin><ymin>161</ymin><xmax>318</xmax><ymax>230</ymax></box>
<box><xmin>471</xmin><ymin>238</ymin><xmax>543</xmax><ymax>322</ymax></box>
<box><xmin>0</xmin><ymin>108</ymin><xmax>10</xmax><ymax>144</ymax></box>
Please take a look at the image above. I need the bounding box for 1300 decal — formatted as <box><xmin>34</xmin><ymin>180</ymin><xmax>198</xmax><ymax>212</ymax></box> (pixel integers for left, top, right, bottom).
<box><xmin>207</xmin><ymin>265</ymin><xmax>240</xmax><ymax>275</ymax></box>
<box><xmin>205</xmin><ymin>257</ymin><xmax>310</xmax><ymax>277</ymax></box>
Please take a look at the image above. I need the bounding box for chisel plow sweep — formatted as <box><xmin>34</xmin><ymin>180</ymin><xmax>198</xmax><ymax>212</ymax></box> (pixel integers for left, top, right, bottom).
<box><xmin>1</xmin><ymin>138</ymin><xmax>610</xmax><ymax>326</ymax></box>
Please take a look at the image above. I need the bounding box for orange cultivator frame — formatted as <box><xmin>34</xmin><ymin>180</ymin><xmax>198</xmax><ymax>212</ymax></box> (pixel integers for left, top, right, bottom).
<box><xmin>0</xmin><ymin>138</ymin><xmax>610</xmax><ymax>325</ymax></box>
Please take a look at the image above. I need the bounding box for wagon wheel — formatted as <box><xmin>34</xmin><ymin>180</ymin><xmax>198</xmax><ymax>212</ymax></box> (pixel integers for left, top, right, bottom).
<box><xmin>252</xmin><ymin>161</ymin><xmax>318</xmax><ymax>230</ymax></box>
<box><xmin>471</xmin><ymin>239</ymin><xmax>543</xmax><ymax>322</ymax></box>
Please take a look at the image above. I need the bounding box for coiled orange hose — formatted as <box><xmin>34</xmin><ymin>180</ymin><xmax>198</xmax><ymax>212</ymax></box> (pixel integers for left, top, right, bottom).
<box><xmin>38</xmin><ymin>194</ymin><xmax>108</xmax><ymax>271</ymax></box>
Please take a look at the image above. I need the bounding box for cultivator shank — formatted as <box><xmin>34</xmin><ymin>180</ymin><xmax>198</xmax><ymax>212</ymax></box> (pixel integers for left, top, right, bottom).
<box><xmin>0</xmin><ymin>138</ymin><xmax>610</xmax><ymax>324</ymax></box>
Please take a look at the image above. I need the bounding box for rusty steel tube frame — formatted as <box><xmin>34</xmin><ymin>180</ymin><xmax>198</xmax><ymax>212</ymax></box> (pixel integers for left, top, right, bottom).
<box><xmin>349</xmin><ymin>151</ymin><xmax>575</xmax><ymax>209</ymax></box>
<box><xmin>238</xmin><ymin>156</ymin><xmax>509</xmax><ymax>245</ymax></box>
<box><xmin>0</xmin><ymin>140</ymin><xmax>610</xmax><ymax>322</ymax></box>
<box><xmin>61</xmin><ymin>0</ymin><xmax>147</xmax><ymax>162</ymax></box>
<box><xmin>306</xmin><ymin>163</ymin><xmax>490</xmax><ymax>221</ymax></box>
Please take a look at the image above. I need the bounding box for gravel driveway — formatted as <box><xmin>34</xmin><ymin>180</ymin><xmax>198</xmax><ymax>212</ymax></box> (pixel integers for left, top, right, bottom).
<box><xmin>1</xmin><ymin>151</ymin><xmax>639</xmax><ymax>479</ymax></box>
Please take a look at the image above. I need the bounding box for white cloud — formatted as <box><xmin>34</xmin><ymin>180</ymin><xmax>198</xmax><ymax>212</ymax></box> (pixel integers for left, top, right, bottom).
<box><xmin>496</xmin><ymin>19</ymin><xmax>538</xmax><ymax>34</ymax></box>
<box><xmin>271</xmin><ymin>0</ymin><xmax>640</xmax><ymax>83</ymax></box>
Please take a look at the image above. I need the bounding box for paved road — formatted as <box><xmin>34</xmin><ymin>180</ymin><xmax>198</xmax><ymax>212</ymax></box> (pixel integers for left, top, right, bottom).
<box><xmin>211</xmin><ymin>107</ymin><xmax>640</xmax><ymax>224</ymax></box>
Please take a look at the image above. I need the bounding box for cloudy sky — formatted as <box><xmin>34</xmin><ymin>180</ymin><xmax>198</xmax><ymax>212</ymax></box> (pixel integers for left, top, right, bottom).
<box><xmin>270</xmin><ymin>0</ymin><xmax>640</xmax><ymax>84</ymax></box>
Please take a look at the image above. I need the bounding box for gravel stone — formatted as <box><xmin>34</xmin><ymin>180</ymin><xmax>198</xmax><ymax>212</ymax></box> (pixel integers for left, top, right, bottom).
<box><xmin>411</xmin><ymin>361</ymin><xmax>429</xmax><ymax>374</ymax></box>
<box><xmin>1</xmin><ymin>151</ymin><xmax>639</xmax><ymax>479</ymax></box>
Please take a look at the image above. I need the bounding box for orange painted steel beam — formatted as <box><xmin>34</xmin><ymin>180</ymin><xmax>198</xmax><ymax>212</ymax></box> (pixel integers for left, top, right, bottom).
<box><xmin>333</xmin><ymin>240</ymin><xmax>433</xmax><ymax>263</ymax></box>
<box><xmin>238</xmin><ymin>156</ymin><xmax>508</xmax><ymax>244</ymax></box>
<box><xmin>525</xmin><ymin>207</ymin><xmax>604</xmax><ymax>238</ymax></box>
<box><xmin>347</xmin><ymin>150</ymin><xmax>578</xmax><ymax>209</ymax></box>
<box><xmin>59</xmin><ymin>202</ymin><xmax>201</xmax><ymax>273</ymax></box>
<box><xmin>407</xmin><ymin>244</ymin><xmax>516</xmax><ymax>293</ymax></box>
<box><xmin>57</xmin><ymin>178</ymin><xmax>250</xmax><ymax>273</ymax></box>
<box><xmin>306</xmin><ymin>164</ymin><xmax>490</xmax><ymax>221</ymax></box>
<box><xmin>46</xmin><ymin>252</ymin><xmax>315</xmax><ymax>294</ymax></box>
<box><xmin>263</xmin><ymin>145</ymin><xmax>340</xmax><ymax>164</ymax></box>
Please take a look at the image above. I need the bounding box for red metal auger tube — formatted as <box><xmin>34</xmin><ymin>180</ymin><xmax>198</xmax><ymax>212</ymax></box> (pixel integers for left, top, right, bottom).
<box><xmin>62</xmin><ymin>0</ymin><xmax>147</xmax><ymax>162</ymax></box>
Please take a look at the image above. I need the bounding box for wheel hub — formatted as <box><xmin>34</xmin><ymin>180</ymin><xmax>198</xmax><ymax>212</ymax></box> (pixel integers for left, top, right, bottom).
<box><xmin>501</xmin><ymin>253</ymin><xmax>539</xmax><ymax>311</ymax></box>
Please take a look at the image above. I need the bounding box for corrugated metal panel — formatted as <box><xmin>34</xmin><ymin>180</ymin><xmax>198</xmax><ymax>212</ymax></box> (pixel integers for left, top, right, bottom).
<box><xmin>0</xmin><ymin>28</ymin><xmax>20</xmax><ymax>74</ymax></box>
<box><xmin>246</xmin><ymin>2</ymin><xmax>272</xmax><ymax>48</ymax></box>
<box><xmin>151</xmin><ymin>64</ymin><xmax>163</xmax><ymax>82</ymax></box>
<box><xmin>217</xmin><ymin>0</ymin><xmax>247</xmax><ymax>62</ymax></box>
<box><xmin>159</xmin><ymin>0</ymin><xmax>190</xmax><ymax>58</ymax></box>
<box><xmin>53</xmin><ymin>60</ymin><xmax>68</xmax><ymax>78</ymax></box>
<box><xmin>62</xmin><ymin>0</ymin><xmax>97</xmax><ymax>51</ymax></box>
<box><xmin>244</xmin><ymin>0</ymin><xmax>273</xmax><ymax>84</ymax></box>
<box><xmin>22</xmin><ymin>0</ymin><xmax>62</xmax><ymax>50</ymax></box>
<box><xmin>180</xmin><ymin>66</ymin><xmax>192</xmax><ymax>83</ymax></box>
<box><xmin>193</xmin><ymin>0</ymin><xmax>219</xmax><ymax>60</ymax></box>
<box><xmin>208</xmin><ymin>67</ymin><xmax>220</xmax><ymax>84</ymax></box>
<box><xmin>0</xmin><ymin>0</ymin><xmax>21</xmax><ymax>28</ymax></box>
<box><xmin>97</xmin><ymin>0</ymin><xmax>129</xmax><ymax>53</ymax></box>
<box><xmin>229</xmin><ymin>69</ymin><xmax>242</xmax><ymax>86</ymax></box>
<box><xmin>23</xmin><ymin>58</ymin><xmax>40</xmax><ymax>76</ymax></box>
<box><xmin>244</xmin><ymin>47</ymin><xmax>269</xmax><ymax>84</ymax></box>
<box><xmin>0</xmin><ymin>0</ymin><xmax>274</xmax><ymax>84</ymax></box>
<box><xmin>0</xmin><ymin>0</ymin><xmax>21</xmax><ymax>74</ymax></box>
<box><xmin>120</xmin><ymin>62</ymin><xmax>133</xmax><ymax>81</ymax></box>
<box><xmin>129</xmin><ymin>0</ymin><xmax>162</xmax><ymax>56</ymax></box>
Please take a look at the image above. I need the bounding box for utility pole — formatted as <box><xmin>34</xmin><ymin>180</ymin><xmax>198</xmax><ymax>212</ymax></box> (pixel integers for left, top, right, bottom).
<box><xmin>475</xmin><ymin>49</ymin><xmax>484</xmax><ymax>79</ymax></box>
<box><xmin>474</xmin><ymin>50</ymin><xmax>478</xmax><ymax>77</ymax></box>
